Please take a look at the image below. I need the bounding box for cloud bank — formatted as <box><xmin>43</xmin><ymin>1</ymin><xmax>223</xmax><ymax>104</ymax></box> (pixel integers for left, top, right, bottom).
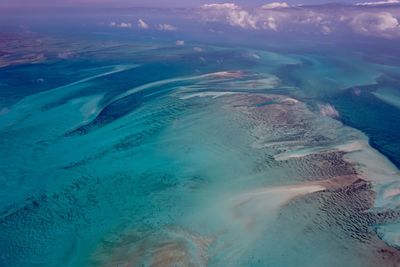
<box><xmin>356</xmin><ymin>0</ymin><xmax>400</xmax><ymax>6</ymax></box>
<box><xmin>108</xmin><ymin>19</ymin><xmax>180</xmax><ymax>32</ymax></box>
<box><xmin>199</xmin><ymin>2</ymin><xmax>400</xmax><ymax>38</ymax></box>
<box><xmin>158</xmin><ymin>23</ymin><xmax>178</xmax><ymax>31</ymax></box>
<box><xmin>110</xmin><ymin>21</ymin><xmax>132</xmax><ymax>28</ymax></box>
<box><xmin>261</xmin><ymin>2</ymin><xmax>290</xmax><ymax>9</ymax></box>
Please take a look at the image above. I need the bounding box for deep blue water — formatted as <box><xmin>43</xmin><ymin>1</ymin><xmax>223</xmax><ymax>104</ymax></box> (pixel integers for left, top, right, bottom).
<box><xmin>327</xmin><ymin>75</ymin><xmax>400</xmax><ymax>168</ymax></box>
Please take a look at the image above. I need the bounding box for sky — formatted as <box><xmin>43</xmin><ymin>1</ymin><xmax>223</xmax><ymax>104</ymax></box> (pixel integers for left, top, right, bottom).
<box><xmin>1</xmin><ymin>0</ymin><xmax>399</xmax><ymax>40</ymax></box>
<box><xmin>0</xmin><ymin>0</ymin><xmax>361</xmax><ymax>8</ymax></box>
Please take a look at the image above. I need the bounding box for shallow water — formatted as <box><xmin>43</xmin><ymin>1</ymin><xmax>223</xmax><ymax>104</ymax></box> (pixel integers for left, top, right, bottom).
<box><xmin>1</xmin><ymin>36</ymin><xmax>400</xmax><ymax>267</ymax></box>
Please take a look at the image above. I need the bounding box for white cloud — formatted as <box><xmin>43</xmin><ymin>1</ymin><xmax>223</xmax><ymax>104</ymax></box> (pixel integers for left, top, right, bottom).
<box><xmin>137</xmin><ymin>19</ymin><xmax>149</xmax><ymax>29</ymax></box>
<box><xmin>158</xmin><ymin>23</ymin><xmax>178</xmax><ymax>31</ymax></box>
<box><xmin>200</xmin><ymin>3</ymin><xmax>258</xmax><ymax>29</ymax></box>
<box><xmin>349</xmin><ymin>12</ymin><xmax>400</xmax><ymax>38</ymax></box>
<box><xmin>110</xmin><ymin>21</ymin><xmax>132</xmax><ymax>28</ymax></box>
<box><xmin>175</xmin><ymin>40</ymin><xmax>185</xmax><ymax>45</ymax></box>
<box><xmin>356</xmin><ymin>0</ymin><xmax>400</xmax><ymax>6</ymax></box>
<box><xmin>265</xmin><ymin>17</ymin><xmax>278</xmax><ymax>31</ymax></box>
<box><xmin>119</xmin><ymin>22</ymin><xmax>132</xmax><ymax>28</ymax></box>
<box><xmin>202</xmin><ymin>3</ymin><xmax>238</xmax><ymax>9</ymax></box>
<box><xmin>261</xmin><ymin>2</ymin><xmax>290</xmax><ymax>9</ymax></box>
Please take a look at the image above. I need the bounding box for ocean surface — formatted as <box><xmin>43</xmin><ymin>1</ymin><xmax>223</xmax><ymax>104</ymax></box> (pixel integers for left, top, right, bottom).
<box><xmin>1</xmin><ymin>26</ymin><xmax>400</xmax><ymax>266</ymax></box>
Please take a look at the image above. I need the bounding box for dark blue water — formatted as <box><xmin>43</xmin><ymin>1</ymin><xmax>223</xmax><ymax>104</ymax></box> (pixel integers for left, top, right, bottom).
<box><xmin>326</xmin><ymin>74</ymin><xmax>400</xmax><ymax>169</ymax></box>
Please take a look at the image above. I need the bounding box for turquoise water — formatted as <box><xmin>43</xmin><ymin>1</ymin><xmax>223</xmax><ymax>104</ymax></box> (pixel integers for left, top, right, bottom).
<box><xmin>1</xmin><ymin>36</ymin><xmax>400</xmax><ymax>267</ymax></box>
